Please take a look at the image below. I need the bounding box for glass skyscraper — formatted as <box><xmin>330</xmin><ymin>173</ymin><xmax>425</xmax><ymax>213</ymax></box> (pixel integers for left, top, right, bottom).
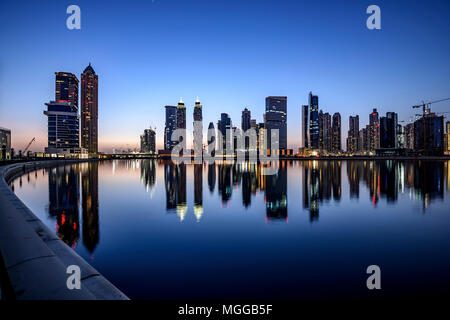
<box><xmin>164</xmin><ymin>105</ymin><xmax>177</xmax><ymax>150</ymax></box>
<box><xmin>265</xmin><ymin>96</ymin><xmax>287</xmax><ymax>151</ymax></box>
<box><xmin>44</xmin><ymin>101</ymin><xmax>80</xmax><ymax>154</ymax></box>
<box><xmin>81</xmin><ymin>64</ymin><xmax>98</xmax><ymax>154</ymax></box>
<box><xmin>309</xmin><ymin>92</ymin><xmax>319</xmax><ymax>149</ymax></box>
<box><xmin>55</xmin><ymin>72</ymin><xmax>79</xmax><ymax>109</ymax></box>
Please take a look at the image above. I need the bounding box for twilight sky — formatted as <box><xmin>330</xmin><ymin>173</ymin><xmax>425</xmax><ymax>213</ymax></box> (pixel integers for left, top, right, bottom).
<box><xmin>0</xmin><ymin>0</ymin><xmax>449</xmax><ymax>152</ymax></box>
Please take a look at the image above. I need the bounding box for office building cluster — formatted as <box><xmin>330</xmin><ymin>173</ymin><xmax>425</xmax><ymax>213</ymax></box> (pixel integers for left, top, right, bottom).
<box><xmin>349</xmin><ymin>108</ymin><xmax>447</xmax><ymax>156</ymax></box>
<box><xmin>162</xmin><ymin>96</ymin><xmax>289</xmax><ymax>157</ymax></box>
<box><xmin>301</xmin><ymin>92</ymin><xmax>342</xmax><ymax>155</ymax></box>
<box><xmin>43</xmin><ymin>64</ymin><xmax>98</xmax><ymax>156</ymax></box>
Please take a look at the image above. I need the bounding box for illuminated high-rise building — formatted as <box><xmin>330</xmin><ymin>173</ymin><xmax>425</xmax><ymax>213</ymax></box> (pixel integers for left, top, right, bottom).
<box><xmin>380</xmin><ymin>112</ymin><xmax>398</xmax><ymax>149</ymax></box>
<box><xmin>164</xmin><ymin>105</ymin><xmax>177</xmax><ymax>150</ymax></box>
<box><xmin>302</xmin><ymin>105</ymin><xmax>309</xmax><ymax>148</ymax></box>
<box><xmin>81</xmin><ymin>64</ymin><xmax>98</xmax><ymax>154</ymax></box>
<box><xmin>55</xmin><ymin>72</ymin><xmax>79</xmax><ymax>109</ymax></box>
<box><xmin>347</xmin><ymin>115</ymin><xmax>359</xmax><ymax>153</ymax></box>
<box><xmin>193</xmin><ymin>98</ymin><xmax>203</xmax><ymax>156</ymax></box>
<box><xmin>332</xmin><ymin>112</ymin><xmax>341</xmax><ymax>153</ymax></box>
<box><xmin>176</xmin><ymin>98</ymin><xmax>186</xmax><ymax>153</ymax></box>
<box><xmin>369</xmin><ymin>108</ymin><xmax>380</xmax><ymax>151</ymax></box>
<box><xmin>309</xmin><ymin>92</ymin><xmax>319</xmax><ymax>149</ymax></box>
<box><xmin>140</xmin><ymin>128</ymin><xmax>156</xmax><ymax>154</ymax></box>
<box><xmin>44</xmin><ymin>101</ymin><xmax>80</xmax><ymax>154</ymax></box>
<box><xmin>265</xmin><ymin>96</ymin><xmax>287</xmax><ymax>151</ymax></box>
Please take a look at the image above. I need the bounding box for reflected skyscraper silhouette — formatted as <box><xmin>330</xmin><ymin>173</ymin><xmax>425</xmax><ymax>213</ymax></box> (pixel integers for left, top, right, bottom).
<box><xmin>81</xmin><ymin>162</ymin><xmax>99</xmax><ymax>254</ymax></box>
<box><xmin>302</xmin><ymin>161</ymin><xmax>342</xmax><ymax>222</ymax></box>
<box><xmin>218</xmin><ymin>164</ymin><xmax>233</xmax><ymax>204</ymax></box>
<box><xmin>207</xmin><ymin>164</ymin><xmax>216</xmax><ymax>193</ymax></box>
<box><xmin>48</xmin><ymin>164</ymin><xmax>80</xmax><ymax>247</ymax></box>
<box><xmin>265</xmin><ymin>163</ymin><xmax>287</xmax><ymax>221</ymax></box>
<box><xmin>163</xmin><ymin>161</ymin><xmax>187</xmax><ymax>221</ymax></box>
<box><xmin>141</xmin><ymin>159</ymin><xmax>156</xmax><ymax>192</ymax></box>
<box><xmin>194</xmin><ymin>164</ymin><xmax>203</xmax><ymax>221</ymax></box>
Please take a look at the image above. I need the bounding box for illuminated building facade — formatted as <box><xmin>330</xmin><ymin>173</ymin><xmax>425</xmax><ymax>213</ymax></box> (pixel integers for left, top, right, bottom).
<box><xmin>309</xmin><ymin>93</ymin><xmax>319</xmax><ymax>149</ymax></box>
<box><xmin>332</xmin><ymin>112</ymin><xmax>341</xmax><ymax>153</ymax></box>
<box><xmin>55</xmin><ymin>72</ymin><xmax>79</xmax><ymax>109</ymax></box>
<box><xmin>0</xmin><ymin>127</ymin><xmax>11</xmax><ymax>160</ymax></box>
<box><xmin>265</xmin><ymin>96</ymin><xmax>287</xmax><ymax>151</ymax></box>
<box><xmin>164</xmin><ymin>105</ymin><xmax>177</xmax><ymax>150</ymax></box>
<box><xmin>80</xmin><ymin>64</ymin><xmax>98</xmax><ymax>154</ymax></box>
<box><xmin>140</xmin><ymin>128</ymin><xmax>156</xmax><ymax>154</ymax></box>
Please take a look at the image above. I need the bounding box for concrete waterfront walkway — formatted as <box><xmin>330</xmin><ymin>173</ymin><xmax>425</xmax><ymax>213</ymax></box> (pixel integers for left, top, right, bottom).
<box><xmin>0</xmin><ymin>160</ymin><xmax>129</xmax><ymax>300</ymax></box>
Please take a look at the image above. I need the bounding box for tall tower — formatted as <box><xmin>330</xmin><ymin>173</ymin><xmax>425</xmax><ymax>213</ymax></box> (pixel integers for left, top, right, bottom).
<box><xmin>176</xmin><ymin>98</ymin><xmax>186</xmax><ymax>152</ymax></box>
<box><xmin>241</xmin><ymin>108</ymin><xmax>251</xmax><ymax>132</ymax></box>
<box><xmin>55</xmin><ymin>72</ymin><xmax>79</xmax><ymax>109</ymax></box>
<box><xmin>369</xmin><ymin>108</ymin><xmax>380</xmax><ymax>151</ymax></box>
<box><xmin>332</xmin><ymin>112</ymin><xmax>341</xmax><ymax>153</ymax></box>
<box><xmin>348</xmin><ymin>115</ymin><xmax>359</xmax><ymax>153</ymax></box>
<box><xmin>164</xmin><ymin>106</ymin><xmax>177</xmax><ymax>150</ymax></box>
<box><xmin>193</xmin><ymin>97</ymin><xmax>203</xmax><ymax>155</ymax></box>
<box><xmin>265</xmin><ymin>96</ymin><xmax>287</xmax><ymax>151</ymax></box>
<box><xmin>309</xmin><ymin>92</ymin><xmax>319</xmax><ymax>149</ymax></box>
<box><xmin>81</xmin><ymin>64</ymin><xmax>98</xmax><ymax>154</ymax></box>
<box><xmin>302</xmin><ymin>105</ymin><xmax>309</xmax><ymax>148</ymax></box>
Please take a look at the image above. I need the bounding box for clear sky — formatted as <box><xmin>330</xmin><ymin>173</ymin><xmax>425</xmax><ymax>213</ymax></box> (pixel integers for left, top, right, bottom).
<box><xmin>1</xmin><ymin>0</ymin><xmax>449</xmax><ymax>152</ymax></box>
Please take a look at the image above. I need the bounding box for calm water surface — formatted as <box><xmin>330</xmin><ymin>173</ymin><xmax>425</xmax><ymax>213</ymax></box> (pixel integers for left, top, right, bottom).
<box><xmin>11</xmin><ymin>160</ymin><xmax>450</xmax><ymax>299</ymax></box>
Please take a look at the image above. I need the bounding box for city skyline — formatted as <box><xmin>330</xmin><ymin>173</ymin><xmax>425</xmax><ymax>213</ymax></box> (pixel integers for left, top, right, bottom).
<box><xmin>1</xmin><ymin>0</ymin><xmax>450</xmax><ymax>152</ymax></box>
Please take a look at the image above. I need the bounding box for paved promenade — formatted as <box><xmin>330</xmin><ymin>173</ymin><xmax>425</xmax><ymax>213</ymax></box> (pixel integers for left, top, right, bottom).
<box><xmin>0</xmin><ymin>160</ymin><xmax>129</xmax><ymax>300</ymax></box>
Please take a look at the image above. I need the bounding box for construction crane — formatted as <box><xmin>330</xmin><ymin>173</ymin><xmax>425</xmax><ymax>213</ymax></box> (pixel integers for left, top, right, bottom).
<box><xmin>412</xmin><ymin>97</ymin><xmax>450</xmax><ymax>116</ymax></box>
<box><xmin>23</xmin><ymin>137</ymin><xmax>35</xmax><ymax>154</ymax></box>
<box><xmin>411</xmin><ymin>98</ymin><xmax>450</xmax><ymax>155</ymax></box>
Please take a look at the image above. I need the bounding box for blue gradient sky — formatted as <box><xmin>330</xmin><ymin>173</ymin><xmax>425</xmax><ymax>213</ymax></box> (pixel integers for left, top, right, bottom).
<box><xmin>1</xmin><ymin>0</ymin><xmax>449</xmax><ymax>152</ymax></box>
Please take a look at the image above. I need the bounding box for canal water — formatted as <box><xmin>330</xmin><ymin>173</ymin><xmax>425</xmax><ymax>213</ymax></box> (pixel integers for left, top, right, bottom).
<box><xmin>10</xmin><ymin>160</ymin><xmax>450</xmax><ymax>299</ymax></box>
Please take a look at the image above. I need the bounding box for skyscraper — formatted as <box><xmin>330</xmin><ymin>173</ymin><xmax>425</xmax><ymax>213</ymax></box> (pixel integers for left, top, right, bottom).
<box><xmin>302</xmin><ymin>105</ymin><xmax>309</xmax><ymax>148</ymax></box>
<box><xmin>241</xmin><ymin>108</ymin><xmax>251</xmax><ymax>150</ymax></box>
<box><xmin>55</xmin><ymin>72</ymin><xmax>79</xmax><ymax>109</ymax></box>
<box><xmin>265</xmin><ymin>96</ymin><xmax>287</xmax><ymax>151</ymax></box>
<box><xmin>380</xmin><ymin>112</ymin><xmax>398</xmax><ymax>149</ymax></box>
<box><xmin>347</xmin><ymin>115</ymin><xmax>359</xmax><ymax>153</ymax></box>
<box><xmin>309</xmin><ymin>92</ymin><xmax>319</xmax><ymax>149</ymax></box>
<box><xmin>332</xmin><ymin>112</ymin><xmax>341</xmax><ymax>153</ymax></box>
<box><xmin>164</xmin><ymin>105</ymin><xmax>177</xmax><ymax>150</ymax></box>
<box><xmin>207</xmin><ymin>122</ymin><xmax>216</xmax><ymax>156</ymax></box>
<box><xmin>0</xmin><ymin>127</ymin><xmax>11</xmax><ymax>160</ymax></box>
<box><xmin>241</xmin><ymin>108</ymin><xmax>251</xmax><ymax>132</ymax></box>
<box><xmin>80</xmin><ymin>64</ymin><xmax>98</xmax><ymax>154</ymax></box>
<box><xmin>405</xmin><ymin>123</ymin><xmax>415</xmax><ymax>150</ymax></box>
<box><xmin>44</xmin><ymin>101</ymin><xmax>80</xmax><ymax>154</ymax></box>
<box><xmin>322</xmin><ymin>112</ymin><xmax>332</xmax><ymax>152</ymax></box>
<box><xmin>193</xmin><ymin>98</ymin><xmax>203</xmax><ymax>156</ymax></box>
<box><xmin>369</xmin><ymin>108</ymin><xmax>380</xmax><ymax>151</ymax></box>
<box><xmin>176</xmin><ymin>98</ymin><xmax>186</xmax><ymax>153</ymax></box>
<box><xmin>140</xmin><ymin>128</ymin><xmax>156</xmax><ymax>154</ymax></box>
<box><xmin>220</xmin><ymin>113</ymin><xmax>232</xmax><ymax>152</ymax></box>
<box><xmin>414</xmin><ymin>113</ymin><xmax>445</xmax><ymax>155</ymax></box>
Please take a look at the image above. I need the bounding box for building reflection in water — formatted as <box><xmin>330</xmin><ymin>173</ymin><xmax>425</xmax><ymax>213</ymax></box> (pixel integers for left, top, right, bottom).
<box><xmin>81</xmin><ymin>162</ymin><xmax>99</xmax><ymax>255</ymax></box>
<box><xmin>302</xmin><ymin>161</ymin><xmax>341</xmax><ymax>222</ymax></box>
<box><xmin>45</xmin><ymin>160</ymin><xmax>449</xmax><ymax>243</ymax></box>
<box><xmin>193</xmin><ymin>164</ymin><xmax>203</xmax><ymax>221</ymax></box>
<box><xmin>264</xmin><ymin>162</ymin><xmax>288</xmax><ymax>222</ymax></box>
<box><xmin>207</xmin><ymin>163</ymin><xmax>216</xmax><ymax>194</ymax></box>
<box><xmin>141</xmin><ymin>159</ymin><xmax>156</xmax><ymax>194</ymax></box>
<box><xmin>47</xmin><ymin>163</ymin><xmax>100</xmax><ymax>254</ymax></box>
<box><xmin>163</xmin><ymin>161</ymin><xmax>187</xmax><ymax>221</ymax></box>
<box><xmin>48</xmin><ymin>164</ymin><xmax>80</xmax><ymax>248</ymax></box>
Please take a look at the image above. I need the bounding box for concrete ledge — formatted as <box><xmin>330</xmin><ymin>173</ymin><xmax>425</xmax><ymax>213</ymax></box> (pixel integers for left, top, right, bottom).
<box><xmin>0</xmin><ymin>160</ymin><xmax>129</xmax><ymax>300</ymax></box>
